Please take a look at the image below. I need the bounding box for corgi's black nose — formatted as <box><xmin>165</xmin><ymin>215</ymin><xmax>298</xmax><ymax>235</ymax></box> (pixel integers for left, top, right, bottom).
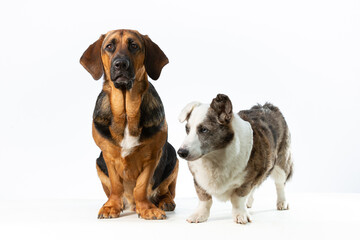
<box><xmin>177</xmin><ymin>148</ymin><xmax>189</xmax><ymax>158</ymax></box>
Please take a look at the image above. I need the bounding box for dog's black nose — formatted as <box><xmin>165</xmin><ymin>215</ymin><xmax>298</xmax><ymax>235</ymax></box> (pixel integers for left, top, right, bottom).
<box><xmin>177</xmin><ymin>148</ymin><xmax>189</xmax><ymax>158</ymax></box>
<box><xmin>113</xmin><ymin>58</ymin><xmax>129</xmax><ymax>71</ymax></box>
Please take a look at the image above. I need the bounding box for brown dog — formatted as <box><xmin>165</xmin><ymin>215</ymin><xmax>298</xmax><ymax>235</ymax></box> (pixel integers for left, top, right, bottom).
<box><xmin>80</xmin><ymin>29</ymin><xmax>178</xmax><ymax>220</ymax></box>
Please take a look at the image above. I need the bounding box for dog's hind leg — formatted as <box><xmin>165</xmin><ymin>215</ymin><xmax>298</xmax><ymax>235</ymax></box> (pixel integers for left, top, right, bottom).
<box><xmin>270</xmin><ymin>166</ymin><xmax>290</xmax><ymax>210</ymax></box>
<box><xmin>246</xmin><ymin>189</ymin><xmax>255</xmax><ymax>208</ymax></box>
<box><xmin>155</xmin><ymin>161</ymin><xmax>178</xmax><ymax>211</ymax></box>
<box><xmin>96</xmin><ymin>152</ymin><xmax>110</xmax><ymax>198</ymax></box>
<box><xmin>272</xmin><ymin>125</ymin><xmax>293</xmax><ymax>210</ymax></box>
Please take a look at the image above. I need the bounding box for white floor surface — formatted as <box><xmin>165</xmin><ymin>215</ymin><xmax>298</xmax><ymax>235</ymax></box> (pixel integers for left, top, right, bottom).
<box><xmin>1</xmin><ymin>193</ymin><xmax>359</xmax><ymax>240</ymax></box>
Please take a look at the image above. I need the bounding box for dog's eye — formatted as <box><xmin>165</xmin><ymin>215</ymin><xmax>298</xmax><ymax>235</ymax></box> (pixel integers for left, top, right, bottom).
<box><xmin>199</xmin><ymin>127</ymin><xmax>209</xmax><ymax>133</ymax></box>
<box><xmin>185</xmin><ymin>126</ymin><xmax>190</xmax><ymax>134</ymax></box>
<box><xmin>105</xmin><ymin>43</ymin><xmax>114</xmax><ymax>51</ymax></box>
<box><xmin>130</xmin><ymin>43</ymin><xmax>138</xmax><ymax>50</ymax></box>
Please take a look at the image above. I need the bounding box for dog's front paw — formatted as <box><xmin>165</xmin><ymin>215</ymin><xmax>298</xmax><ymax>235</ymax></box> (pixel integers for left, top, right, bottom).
<box><xmin>137</xmin><ymin>207</ymin><xmax>166</xmax><ymax>220</ymax></box>
<box><xmin>187</xmin><ymin>211</ymin><xmax>210</xmax><ymax>223</ymax></box>
<box><xmin>233</xmin><ymin>210</ymin><xmax>252</xmax><ymax>224</ymax></box>
<box><xmin>277</xmin><ymin>201</ymin><xmax>289</xmax><ymax>210</ymax></box>
<box><xmin>98</xmin><ymin>203</ymin><xmax>123</xmax><ymax>219</ymax></box>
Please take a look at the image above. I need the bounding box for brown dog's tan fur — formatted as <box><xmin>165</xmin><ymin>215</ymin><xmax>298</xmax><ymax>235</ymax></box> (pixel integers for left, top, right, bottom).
<box><xmin>81</xmin><ymin>30</ymin><xmax>178</xmax><ymax>220</ymax></box>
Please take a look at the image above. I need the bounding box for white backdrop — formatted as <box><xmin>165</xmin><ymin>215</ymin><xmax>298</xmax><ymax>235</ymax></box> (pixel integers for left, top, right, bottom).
<box><xmin>0</xmin><ymin>0</ymin><xmax>359</xmax><ymax>201</ymax></box>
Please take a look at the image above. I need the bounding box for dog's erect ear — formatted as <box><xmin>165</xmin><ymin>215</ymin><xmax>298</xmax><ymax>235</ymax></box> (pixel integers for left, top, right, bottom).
<box><xmin>178</xmin><ymin>101</ymin><xmax>202</xmax><ymax>123</ymax></box>
<box><xmin>80</xmin><ymin>35</ymin><xmax>105</xmax><ymax>80</ymax></box>
<box><xmin>210</xmin><ymin>94</ymin><xmax>233</xmax><ymax>125</ymax></box>
<box><xmin>142</xmin><ymin>35</ymin><xmax>169</xmax><ymax>80</ymax></box>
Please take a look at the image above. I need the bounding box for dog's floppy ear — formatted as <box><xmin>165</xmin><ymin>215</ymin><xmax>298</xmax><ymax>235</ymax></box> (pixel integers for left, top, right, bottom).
<box><xmin>210</xmin><ymin>94</ymin><xmax>233</xmax><ymax>125</ymax></box>
<box><xmin>80</xmin><ymin>35</ymin><xmax>105</xmax><ymax>80</ymax></box>
<box><xmin>178</xmin><ymin>101</ymin><xmax>202</xmax><ymax>123</ymax></box>
<box><xmin>143</xmin><ymin>35</ymin><xmax>169</xmax><ymax>80</ymax></box>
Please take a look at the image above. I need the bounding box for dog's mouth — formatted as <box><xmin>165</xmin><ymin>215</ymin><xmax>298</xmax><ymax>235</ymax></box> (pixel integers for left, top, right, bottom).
<box><xmin>184</xmin><ymin>153</ymin><xmax>203</xmax><ymax>161</ymax></box>
<box><xmin>182</xmin><ymin>156</ymin><xmax>200</xmax><ymax>161</ymax></box>
<box><xmin>112</xmin><ymin>75</ymin><xmax>134</xmax><ymax>90</ymax></box>
<box><xmin>177</xmin><ymin>148</ymin><xmax>203</xmax><ymax>161</ymax></box>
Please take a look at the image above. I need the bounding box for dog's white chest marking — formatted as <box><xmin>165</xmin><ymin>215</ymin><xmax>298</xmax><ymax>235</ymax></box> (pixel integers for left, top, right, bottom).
<box><xmin>120</xmin><ymin>125</ymin><xmax>140</xmax><ymax>158</ymax></box>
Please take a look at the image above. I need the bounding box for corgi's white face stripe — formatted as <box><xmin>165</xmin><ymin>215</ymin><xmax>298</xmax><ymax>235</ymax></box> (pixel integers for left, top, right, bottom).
<box><xmin>180</xmin><ymin>104</ymin><xmax>209</xmax><ymax>160</ymax></box>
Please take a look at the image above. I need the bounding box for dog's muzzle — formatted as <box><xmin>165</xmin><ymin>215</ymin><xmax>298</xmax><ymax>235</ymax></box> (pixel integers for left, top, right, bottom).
<box><xmin>111</xmin><ymin>57</ymin><xmax>134</xmax><ymax>90</ymax></box>
<box><xmin>113</xmin><ymin>76</ymin><xmax>134</xmax><ymax>90</ymax></box>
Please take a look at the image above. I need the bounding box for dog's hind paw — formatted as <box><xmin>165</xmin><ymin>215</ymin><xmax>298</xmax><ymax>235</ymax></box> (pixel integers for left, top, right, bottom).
<box><xmin>277</xmin><ymin>201</ymin><xmax>289</xmax><ymax>210</ymax></box>
<box><xmin>159</xmin><ymin>201</ymin><xmax>176</xmax><ymax>211</ymax></box>
<box><xmin>246</xmin><ymin>195</ymin><xmax>254</xmax><ymax>208</ymax></box>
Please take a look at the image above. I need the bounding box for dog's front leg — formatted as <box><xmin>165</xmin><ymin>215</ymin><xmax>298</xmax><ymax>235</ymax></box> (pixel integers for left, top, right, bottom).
<box><xmin>134</xmin><ymin>160</ymin><xmax>166</xmax><ymax>220</ymax></box>
<box><xmin>187</xmin><ymin>180</ymin><xmax>212</xmax><ymax>223</ymax></box>
<box><xmin>231</xmin><ymin>191</ymin><xmax>252</xmax><ymax>224</ymax></box>
<box><xmin>98</xmin><ymin>152</ymin><xmax>124</xmax><ymax>219</ymax></box>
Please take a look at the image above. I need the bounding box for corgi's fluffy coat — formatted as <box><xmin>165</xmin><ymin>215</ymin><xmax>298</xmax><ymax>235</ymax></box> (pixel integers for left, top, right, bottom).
<box><xmin>178</xmin><ymin>94</ymin><xmax>293</xmax><ymax>224</ymax></box>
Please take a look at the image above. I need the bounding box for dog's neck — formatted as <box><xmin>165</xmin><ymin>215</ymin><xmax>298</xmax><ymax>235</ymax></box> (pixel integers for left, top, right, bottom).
<box><xmin>104</xmin><ymin>66</ymin><xmax>149</xmax><ymax>137</ymax></box>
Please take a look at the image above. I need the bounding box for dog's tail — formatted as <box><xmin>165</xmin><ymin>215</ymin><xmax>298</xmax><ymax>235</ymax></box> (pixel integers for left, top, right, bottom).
<box><xmin>250</xmin><ymin>102</ymin><xmax>280</xmax><ymax>113</ymax></box>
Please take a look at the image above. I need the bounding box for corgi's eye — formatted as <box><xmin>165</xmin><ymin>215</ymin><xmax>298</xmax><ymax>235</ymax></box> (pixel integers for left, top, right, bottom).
<box><xmin>199</xmin><ymin>127</ymin><xmax>209</xmax><ymax>133</ymax></box>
